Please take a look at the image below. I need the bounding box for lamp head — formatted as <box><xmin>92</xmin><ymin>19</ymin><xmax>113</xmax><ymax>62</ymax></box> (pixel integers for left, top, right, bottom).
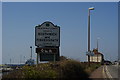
<box><xmin>89</xmin><ymin>7</ymin><xmax>94</xmax><ymax>10</ymax></box>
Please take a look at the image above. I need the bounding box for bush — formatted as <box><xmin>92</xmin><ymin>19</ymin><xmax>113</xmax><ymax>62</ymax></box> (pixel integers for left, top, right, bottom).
<box><xmin>22</xmin><ymin>64</ymin><xmax>59</xmax><ymax>79</ymax></box>
<box><xmin>84</xmin><ymin>63</ymin><xmax>101</xmax><ymax>75</ymax></box>
<box><xmin>2</xmin><ymin>59</ymin><xmax>101</xmax><ymax>79</ymax></box>
<box><xmin>59</xmin><ymin>60</ymin><xmax>89</xmax><ymax>79</ymax></box>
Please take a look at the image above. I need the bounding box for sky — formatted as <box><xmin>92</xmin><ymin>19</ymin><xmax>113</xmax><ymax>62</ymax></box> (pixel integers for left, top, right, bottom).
<box><xmin>1</xmin><ymin>0</ymin><xmax>120</xmax><ymax>2</ymax></box>
<box><xmin>0</xmin><ymin>1</ymin><xmax>2</xmax><ymax>64</ymax></box>
<box><xmin>1</xmin><ymin>2</ymin><xmax>119</xmax><ymax>64</ymax></box>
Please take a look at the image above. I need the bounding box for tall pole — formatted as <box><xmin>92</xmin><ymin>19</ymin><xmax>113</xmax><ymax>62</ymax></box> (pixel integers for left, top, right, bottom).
<box><xmin>37</xmin><ymin>53</ymin><xmax>39</xmax><ymax>65</ymax></box>
<box><xmin>97</xmin><ymin>38</ymin><xmax>98</xmax><ymax>62</ymax></box>
<box><xmin>30</xmin><ymin>46</ymin><xmax>32</xmax><ymax>59</ymax></box>
<box><xmin>36</xmin><ymin>46</ymin><xmax>39</xmax><ymax>66</ymax></box>
<box><xmin>88</xmin><ymin>9</ymin><xmax>90</xmax><ymax>52</ymax></box>
<box><xmin>88</xmin><ymin>7</ymin><xmax>94</xmax><ymax>66</ymax></box>
<box><xmin>10</xmin><ymin>58</ymin><xmax>11</xmax><ymax>64</ymax></box>
<box><xmin>54</xmin><ymin>53</ymin><xmax>56</xmax><ymax>63</ymax></box>
<box><xmin>97</xmin><ymin>38</ymin><xmax>100</xmax><ymax>62</ymax></box>
<box><xmin>88</xmin><ymin>9</ymin><xmax>90</xmax><ymax>65</ymax></box>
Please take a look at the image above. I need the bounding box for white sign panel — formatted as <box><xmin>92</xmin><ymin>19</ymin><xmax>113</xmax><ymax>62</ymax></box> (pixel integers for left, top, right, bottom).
<box><xmin>86</xmin><ymin>51</ymin><xmax>94</xmax><ymax>56</ymax></box>
<box><xmin>35</xmin><ymin>22</ymin><xmax>60</xmax><ymax>47</ymax></box>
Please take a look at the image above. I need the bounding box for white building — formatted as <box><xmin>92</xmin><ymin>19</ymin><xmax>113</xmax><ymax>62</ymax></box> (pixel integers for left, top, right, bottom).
<box><xmin>87</xmin><ymin>49</ymin><xmax>104</xmax><ymax>63</ymax></box>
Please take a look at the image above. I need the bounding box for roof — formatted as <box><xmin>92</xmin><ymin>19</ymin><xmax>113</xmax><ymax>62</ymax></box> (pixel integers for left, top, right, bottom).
<box><xmin>94</xmin><ymin>52</ymin><xmax>102</xmax><ymax>55</ymax></box>
<box><xmin>93</xmin><ymin>48</ymin><xmax>103</xmax><ymax>55</ymax></box>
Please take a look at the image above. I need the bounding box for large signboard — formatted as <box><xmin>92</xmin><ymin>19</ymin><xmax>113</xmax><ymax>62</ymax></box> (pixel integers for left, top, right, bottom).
<box><xmin>35</xmin><ymin>22</ymin><xmax>60</xmax><ymax>47</ymax></box>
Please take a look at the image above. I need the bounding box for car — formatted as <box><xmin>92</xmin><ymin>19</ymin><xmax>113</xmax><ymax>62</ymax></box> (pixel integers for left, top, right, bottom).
<box><xmin>104</xmin><ymin>60</ymin><xmax>112</xmax><ymax>65</ymax></box>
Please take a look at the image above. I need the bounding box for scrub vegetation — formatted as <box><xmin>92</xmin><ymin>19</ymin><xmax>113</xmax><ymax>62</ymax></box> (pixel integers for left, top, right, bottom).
<box><xmin>2</xmin><ymin>56</ymin><xmax>101</xmax><ymax>79</ymax></box>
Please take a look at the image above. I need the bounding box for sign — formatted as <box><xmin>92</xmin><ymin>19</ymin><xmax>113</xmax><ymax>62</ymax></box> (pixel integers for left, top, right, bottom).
<box><xmin>35</xmin><ymin>21</ymin><xmax>60</xmax><ymax>47</ymax></box>
<box><xmin>36</xmin><ymin>47</ymin><xmax>57</xmax><ymax>53</ymax></box>
<box><xmin>40</xmin><ymin>53</ymin><xmax>60</xmax><ymax>61</ymax></box>
<box><xmin>86</xmin><ymin>51</ymin><xmax>94</xmax><ymax>56</ymax></box>
<box><xmin>36</xmin><ymin>47</ymin><xmax>60</xmax><ymax>61</ymax></box>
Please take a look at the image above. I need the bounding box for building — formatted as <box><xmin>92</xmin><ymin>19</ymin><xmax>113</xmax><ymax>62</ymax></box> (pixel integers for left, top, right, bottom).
<box><xmin>87</xmin><ymin>48</ymin><xmax>104</xmax><ymax>63</ymax></box>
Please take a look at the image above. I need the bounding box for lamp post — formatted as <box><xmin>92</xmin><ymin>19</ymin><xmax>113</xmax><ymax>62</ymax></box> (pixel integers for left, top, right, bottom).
<box><xmin>30</xmin><ymin>46</ymin><xmax>32</xmax><ymax>59</ymax></box>
<box><xmin>97</xmin><ymin>37</ymin><xmax>100</xmax><ymax>62</ymax></box>
<box><xmin>88</xmin><ymin>7</ymin><xmax>94</xmax><ymax>65</ymax></box>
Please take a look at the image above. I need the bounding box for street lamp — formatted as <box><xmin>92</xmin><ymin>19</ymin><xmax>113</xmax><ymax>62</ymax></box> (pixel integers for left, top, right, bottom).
<box><xmin>30</xmin><ymin>46</ymin><xmax>32</xmax><ymax>59</ymax></box>
<box><xmin>88</xmin><ymin>7</ymin><xmax>94</xmax><ymax>64</ymax></box>
<box><xmin>89</xmin><ymin>7</ymin><xmax>94</xmax><ymax>10</ymax></box>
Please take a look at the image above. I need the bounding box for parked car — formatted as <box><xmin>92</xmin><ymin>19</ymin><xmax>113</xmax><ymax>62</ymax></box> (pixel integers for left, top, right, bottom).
<box><xmin>104</xmin><ymin>60</ymin><xmax>112</xmax><ymax>65</ymax></box>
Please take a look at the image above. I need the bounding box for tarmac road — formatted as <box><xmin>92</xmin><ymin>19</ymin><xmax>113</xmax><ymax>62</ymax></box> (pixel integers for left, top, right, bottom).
<box><xmin>0</xmin><ymin>72</ymin><xmax>2</xmax><ymax>80</ymax></box>
<box><xmin>106</xmin><ymin>65</ymin><xmax>118</xmax><ymax>78</ymax></box>
<box><xmin>90</xmin><ymin>64</ymin><xmax>119</xmax><ymax>80</ymax></box>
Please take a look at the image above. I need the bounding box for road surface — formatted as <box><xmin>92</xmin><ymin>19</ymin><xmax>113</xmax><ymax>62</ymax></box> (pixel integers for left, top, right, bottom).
<box><xmin>106</xmin><ymin>65</ymin><xmax>118</xmax><ymax>78</ymax></box>
<box><xmin>0</xmin><ymin>72</ymin><xmax>2</xmax><ymax>80</ymax></box>
<box><xmin>90</xmin><ymin>64</ymin><xmax>119</xmax><ymax>80</ymax></box>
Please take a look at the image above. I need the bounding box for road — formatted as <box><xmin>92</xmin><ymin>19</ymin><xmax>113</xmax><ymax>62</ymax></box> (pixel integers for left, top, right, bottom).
<box><xmin>106</xmin><ymin>65</ymin><xmax>118</xmax><ymax>78</ymax></box>
<box><xmin>102</xmin><ymin>64</ymin><xmax>119</xmax><ymax>80</ymax></box>
<box><xmin>90</xmin><ymin>64</ymin><xmax>119</xmax><ymax>80</ymax></box>
<box><xmin>0</xmin><ymin>72</ymin><xmax>2</xmax><ymax>80</ymax></box>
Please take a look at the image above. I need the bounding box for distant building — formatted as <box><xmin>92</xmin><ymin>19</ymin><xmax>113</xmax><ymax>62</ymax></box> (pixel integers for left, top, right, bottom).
<box><xmin>87</xmin><ymin>48</ymin><xmax>104</xmax><ymax>63</ymax></box>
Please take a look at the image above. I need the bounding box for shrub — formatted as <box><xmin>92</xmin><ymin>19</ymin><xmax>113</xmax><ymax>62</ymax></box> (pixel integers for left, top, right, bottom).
<box><xmin>22</xmin><ymin>64</ymin><xmax>59</xmax><ymax>79</ymax></box>
<box><xmin>59</xmin><ymin>60</ymin><xmax>89</xmax><ymax>79</ymax></box>
<box><xmin>2</xmin><ymin>59</ymin><xmax>101</xmax><ymax>79</ymax></box>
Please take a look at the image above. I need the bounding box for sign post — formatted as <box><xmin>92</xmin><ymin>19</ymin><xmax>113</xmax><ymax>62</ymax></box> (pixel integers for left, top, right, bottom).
<box><xmin>35</xmin><ymin>21</ymin><xmax>60</xmax><ymax>63</ymax></box>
